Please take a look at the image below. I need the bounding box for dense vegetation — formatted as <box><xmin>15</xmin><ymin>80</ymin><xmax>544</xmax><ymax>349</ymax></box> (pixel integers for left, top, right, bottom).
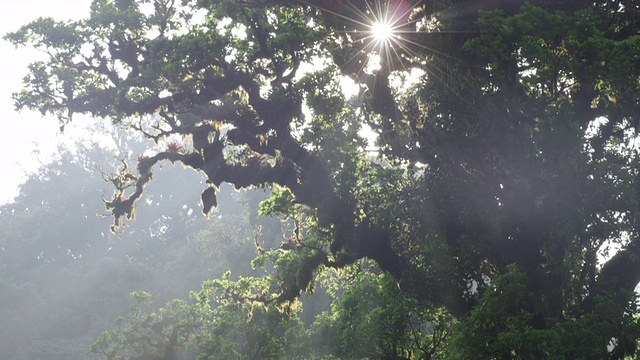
<box><xmin>0</xmin><ymin>138</ymin><xmax>437</xmax><ymax>359</ymax></box>
<box><xmin>6</xmin><ymin>0</ymin><xmax>640</xmax><ymax>358</ymax></box>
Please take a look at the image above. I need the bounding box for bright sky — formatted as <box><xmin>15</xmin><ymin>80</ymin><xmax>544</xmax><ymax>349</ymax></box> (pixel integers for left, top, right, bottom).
<box><xmin>0</xmin><ymin>0</ymin><xmax>92</xmax><ymax>204</ymax></box>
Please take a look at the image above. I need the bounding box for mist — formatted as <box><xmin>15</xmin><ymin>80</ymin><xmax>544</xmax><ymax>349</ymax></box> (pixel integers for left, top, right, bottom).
<box><xmin>0</xmin><ymin>131</ymin><xmax>280</xmax><ymax>359</ymax></box>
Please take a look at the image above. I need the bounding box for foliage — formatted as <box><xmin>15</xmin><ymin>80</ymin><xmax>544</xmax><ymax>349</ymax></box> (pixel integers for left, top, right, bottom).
<box><xmin>91</xmin><ymin>260</ymin><xmax>452</xmax><ymax>360</ymax></box>
<box><xmin>92</xmin><ymin>274</ymin><xmax>312</xmax><ymax>360</ymax></box>
<box><xmin>91</xmin><ymin>291</ymin><xmax>202</xmax><ymax>360</ymax></box>
<box><xmin>447</xmin><ymin>266</ymin><xmax>640</xmax><ymax>359</ymax></box>
<box><xmin>195</xmin><ymin>272</ymin><xmax>311</xmax><ymax>359</ymax></box>
<box><xmin>8</xmin><ymin>0</ymin><xmax>640</xmax><ymax>357</ymax></box>
<box><xmin>313</xmin><ymin>264</ymin><xmax>452</xmax><ymax>359</ymax></box>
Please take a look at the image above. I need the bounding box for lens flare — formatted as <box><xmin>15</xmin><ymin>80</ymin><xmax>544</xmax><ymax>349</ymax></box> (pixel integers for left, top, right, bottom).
<box><xmin>371</xmin><ymin>20</ymin><xmax>393</xmax><ymax>42</ymax></box>
<box><xmin>300</xmin><ymin>0</ymin><xmax>437</xmax><ymax>74</ymax></box>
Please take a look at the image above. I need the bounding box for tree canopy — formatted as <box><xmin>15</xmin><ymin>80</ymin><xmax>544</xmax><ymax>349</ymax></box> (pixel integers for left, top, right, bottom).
<box><xmin>7</xmin><ymin>0</ymin><xmax>640</xmax><ymax>357</ymax></box>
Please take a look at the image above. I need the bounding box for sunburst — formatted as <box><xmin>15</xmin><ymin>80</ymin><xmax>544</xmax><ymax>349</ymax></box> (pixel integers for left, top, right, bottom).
<box><xmin>300</xmin><ymin>0</ymin><xmax>428</xmax><ymax>74</ymax></box>
<box><xmin>371</xmin><ymin>20</ymin><xmax>393</xmax><ymax>43</ymax></box>
<box><xmin>296</xmin><ymin>0</ymin><xmax>475</xmax><ymax>101</ymax></box>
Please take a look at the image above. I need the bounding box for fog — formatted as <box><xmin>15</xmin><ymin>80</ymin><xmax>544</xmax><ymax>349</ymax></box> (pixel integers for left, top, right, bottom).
<box><xmin>0</xmin><ymin>131</ymin><xmax>298</xmax><ymax>359</ymax></box>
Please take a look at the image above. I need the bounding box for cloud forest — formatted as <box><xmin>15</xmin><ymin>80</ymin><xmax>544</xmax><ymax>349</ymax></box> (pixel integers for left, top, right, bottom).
<box><xmin>4</xmin><ymin>0</ymin><xmax>640</xmax><ymax>358</ymax></box>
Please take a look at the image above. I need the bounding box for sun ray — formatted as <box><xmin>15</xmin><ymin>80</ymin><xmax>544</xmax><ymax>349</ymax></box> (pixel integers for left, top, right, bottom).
<box><xmin>300</xmin><ymin>0</ymin><xmax>484</xmax><ymax>71</ymax></box>
<box><xmin>296</xmin><ymin>0</ymin><xmax>483</xmax><ymax>102</ymax></box>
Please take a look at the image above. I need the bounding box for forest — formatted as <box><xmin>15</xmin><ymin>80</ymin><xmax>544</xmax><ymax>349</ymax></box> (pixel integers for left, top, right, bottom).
<box><xmin>4</xmin><ymin>0</ymin><xmax>640</xmax><ymax>358</ymax></box>
<box><xmin>2</xmin><ymin>130</ymin><xmax>432</xmax><ymax>359</ymax></box>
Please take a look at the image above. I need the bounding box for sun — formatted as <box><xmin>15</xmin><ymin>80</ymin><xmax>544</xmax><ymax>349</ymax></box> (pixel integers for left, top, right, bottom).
<box><xmin>364</xmin><ymin>1</ymin><xmax>416</xmax><ymax>68</ymax></box>
<box><xmin>371</xmin><ymin>20</ymin><xmax>394</xmax><ymax>43</ymax></box>
<box><xmin>301</xmin><ymin>0</ymin><xmax>426</xmax><ymax>73</ymax></box>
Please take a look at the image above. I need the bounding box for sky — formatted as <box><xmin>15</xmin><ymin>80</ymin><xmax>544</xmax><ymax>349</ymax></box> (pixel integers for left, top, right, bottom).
<box><xmin>0</xmin><ymin>0</ymin><xmax>93</xmax><ymax>204</ymax></box>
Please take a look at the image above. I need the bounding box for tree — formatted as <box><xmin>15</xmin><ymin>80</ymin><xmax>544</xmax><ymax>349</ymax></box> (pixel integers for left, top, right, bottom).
<box><xmin>92</xmin><ymin>275</ymin><xmax>313</xmax><ymax>360</ymax></box>
<box><xmin>7</xmin><ymin>0</ymin><xmax>640</xmax><ymax>357</ymax></box>
<box><xmin>311</xmin><ymin>263</ymin><xmax>451</xmax><ymax>359</ymax></box>
<box><xmin>0</xmin><ymin>134</ymin><xmax>275</xmax><ymax>359</ymax></box>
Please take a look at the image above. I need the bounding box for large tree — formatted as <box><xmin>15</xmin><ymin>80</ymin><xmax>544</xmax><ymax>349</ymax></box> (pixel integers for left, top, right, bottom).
<box><xmin>7</xmin><ymin>0</ymin><xmax>640</xmax><ymax>357</ymax></box>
